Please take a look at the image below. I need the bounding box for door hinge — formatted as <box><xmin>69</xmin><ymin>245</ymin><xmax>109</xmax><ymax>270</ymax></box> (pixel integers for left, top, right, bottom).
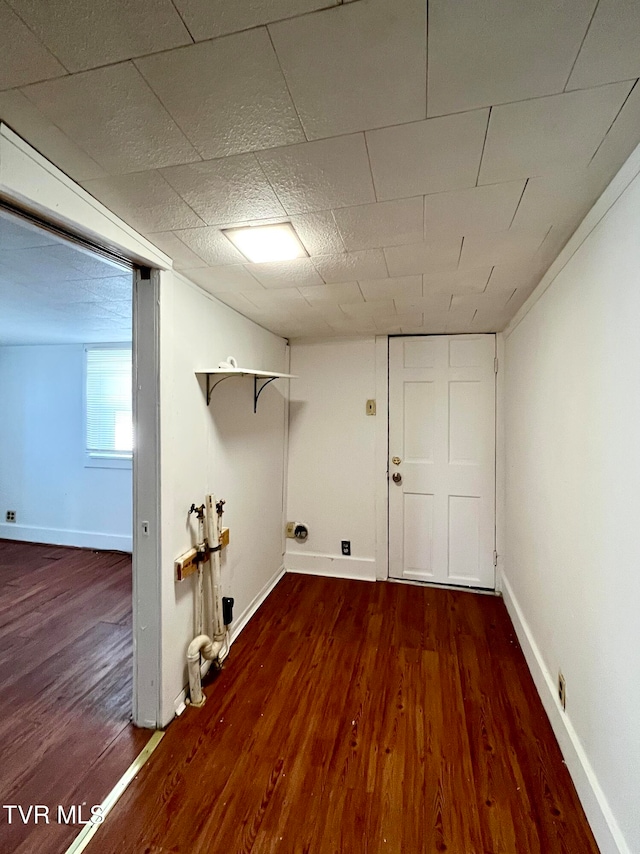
<box><xmin>493</xmin><ymin>550</ymin><xmax>498</xmax><ymax>567</ymax></box>
<box><xmin>494</xmin><ymin>357</ymin><xmax>499</xmax><ymax>374</ymax></box>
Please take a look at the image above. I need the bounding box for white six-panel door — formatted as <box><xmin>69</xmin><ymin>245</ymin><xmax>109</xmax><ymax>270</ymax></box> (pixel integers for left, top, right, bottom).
<box><xmin>388</xmin><ymin>335</ymin><xmax>496</xmax><ymax>589</ymax></box>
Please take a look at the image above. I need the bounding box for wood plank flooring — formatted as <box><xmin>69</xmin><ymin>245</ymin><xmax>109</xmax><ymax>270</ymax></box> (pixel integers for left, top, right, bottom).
<box><xmin>0</xmin><ymin>539</ymin><xmax>149</xmax><ymax>854</ymax></box>
<box><xmin>88</xmin><ymin>573</ymin><xmax>600</xmax><ymax>854</ymax></box>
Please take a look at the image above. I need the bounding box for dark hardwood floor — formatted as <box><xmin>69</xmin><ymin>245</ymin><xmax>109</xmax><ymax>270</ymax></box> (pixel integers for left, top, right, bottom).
<box><xmin>0</xmin><ymin>539</ymin><xmax>149</xmax><ymax>854</ymax></box>
<box><xmin>87</xmin><ymin>573</ymin><xmax>599</xmax><ymax>854</ymax></box>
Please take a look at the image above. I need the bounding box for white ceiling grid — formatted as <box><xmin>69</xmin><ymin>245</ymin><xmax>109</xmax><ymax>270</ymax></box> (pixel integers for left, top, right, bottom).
<box><xmin>0</xmin><ymin>0</ymin><xmax>639</xmax><ymax>339</ymax></box>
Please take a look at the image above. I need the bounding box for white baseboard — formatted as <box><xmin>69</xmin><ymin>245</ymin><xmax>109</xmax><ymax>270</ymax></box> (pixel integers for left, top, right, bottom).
<box><xmin>501</xmin><ymin>572</ymin><xmax>630</xmax><ymax>854</ymax></box>
<box><xmin>173</xmin><ymin>564</ymin><xmax>286</xmax><ymax>716</ymax></box>
<box><xmin>228</xmin><ymin>564</ymin><xmax>286</xmax><ymax>644</ymax></box>
<box><xmin>285</xmin><ymin>551</ymin><xmax>376</xmax><ymax>581</ymax></box>
<box><xmin>0</xmin><ymin>522</ymin><xmax>132</xmax><ymax>552</ymax></box>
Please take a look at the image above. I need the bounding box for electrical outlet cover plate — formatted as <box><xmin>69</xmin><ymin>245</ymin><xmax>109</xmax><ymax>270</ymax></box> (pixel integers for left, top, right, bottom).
<box><xmin>5</xmin><ymin>511</ymin><xmax>16</xmax><ymax>523</ymax></box>
<box><xmin>341</xmin><ymin>540</ymin><xmax>351</xmax><ymax>556</ymax></box>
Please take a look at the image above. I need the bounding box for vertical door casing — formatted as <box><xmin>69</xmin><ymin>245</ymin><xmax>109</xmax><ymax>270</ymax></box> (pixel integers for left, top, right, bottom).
<box><xmin>132</xmin><ymin>267</ymin><xmax>162</xmax><ymax>727</ymax></box>
<box><xmin>388</xmin><ymin>335</ymin><xmax>496</xmax><ymax>589</ymax></box>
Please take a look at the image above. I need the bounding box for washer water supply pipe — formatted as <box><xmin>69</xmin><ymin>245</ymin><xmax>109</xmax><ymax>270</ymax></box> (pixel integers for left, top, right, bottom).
<box><xmin>187</xmin><ymin>495</ymin><xmax>230</xmax><ymax>708</ymax></box>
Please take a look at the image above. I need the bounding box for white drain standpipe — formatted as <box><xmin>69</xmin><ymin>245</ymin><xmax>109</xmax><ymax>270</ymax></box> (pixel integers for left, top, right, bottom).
<box><xmin>187</xmin><ymin>494</ymin><xmax>228</xmax><ymax>707</ymax></box>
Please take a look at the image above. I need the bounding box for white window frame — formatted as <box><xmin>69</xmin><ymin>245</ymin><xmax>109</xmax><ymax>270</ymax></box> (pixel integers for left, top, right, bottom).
<box><xmin>83</xmin><ymin>343</ymin><xmax>133</xmax><ymax>470</ymax></box>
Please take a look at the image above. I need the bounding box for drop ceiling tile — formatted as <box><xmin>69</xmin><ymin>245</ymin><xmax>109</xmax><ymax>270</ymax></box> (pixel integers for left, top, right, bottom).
<box><xmin>510</xmin><ymin>173</ymin><xmax>606</xmax><ymax>232</ymax></box>
<box><xmin>187</xmin><ymin>265</ymin><xmax>264</xmax><ymax>294</ymax></box>
<box><xmin>23</xmin><ymin>63</ymin><xmax>200</xmax><ymax>174</ymax></box>
<box><xmin>394</xmin><ymin>295</ymin><xmax>451</xmax><ymax>315</ymax></box>
<box><xmin>375</xmin><ymin>313</ymin><xmax>423</xmax><ymax>332</ymax></box>
<box><xmin>290</xmin><ymin>212</ymin><xmax>346</xmax><ymax>256</ymax></box>
<box><xmin>384</xmin><ymin>238</ymin><xmax>462</xmax><ymax>277</ymax></box>
<box><xmin>147</xmin><ymin>231</ymin><xmax>208</xmax><ymax>269</ymax></box>
<box><xmin>212</xmin><ymin>292</ymin><xmax>260</xmax><ymax>313</ymax></box>
<box><xmin>422</xmin><ymin>267</ymin><xmax>493</xmax><ymax>296</ymax></box>
<box><xmin>333</xmin><ymin>198</ymin><xmax>424</xmax><ymax>251</ymax></box>
<box><xmin>82</xmin><ymin>172</ymin><xmax>205</xmax><ymax>233</ymax></box>
<box><xmin>161</xmin><ymin>155</ymin><xmax>285</xmax><ymax>225</ymax></box>
<box><xmin>586</xmin><ymin>81</ymin><xmax>640</xmax><ymax>192</ymax></box>
<box><xmin>166</xmin><ymin>227</ymin><xmax>245</xmax><ymax>267</ymax></box>
<box><xmin>484</xmin><ymin>262</ymin><xmax>544</xmax><ymax>297</ymax></box>
<box><xmin>0</xmin><ymin>215</ymin><xmax>58</xmax><ymax>250</ymax></box>
<box><xmin>135</xmin><ymin>30</ymin><xmax>304</xmax><ymax>159</ymax></box>
<box><xmin>7</xmin><ymin>0</ymin><xmax>191</xmax><ymax>73</ymax></box>
<box><xmin>478</xmin><ymin>82</ymin><xmax>634</xmax><ymax>185</ymax></box>
<box><xmin>359</xmin><ymin>275</ymin><xmax>422</xmax><ymax>302</ymax></box>
<box><xmin>427</xmin><ymin>0</ymin><xmax>596</xmax><ymax>116</ymax></box>
<box><xmin>451</xmin><ymin>292</ymin><xmax>512</xmax><ymax>312</ymax></box>
<box><xmin>304</xmin><ymin>303</ymin><xmax>349</xmax><ymax>322</ymax></box>
<box><xmin>313</xmin><ymin>248</ymin><xmax>387</xmax><ymax>283</ymax></box>
<box><xmin>172</xmin><ymin>0</ymin><xmax>338</xmax><ymax>41</ymax></box>
<box><xmin>423</xmin><ymin>181</ymin><xmax>525</xmax><ymax>240</ymax></box>
<box><xmin>329</xmin><ymin>316</ymin><xmax>378</xmax><ymax>334</ymax></box>
<box><xmin>567</xmin><ymin>0</ymin><xmax>640</xmax><ymax>90</ymax></box>
<box><xmin>506</xmin><ymin>283</ymin><xmax>538</xmax><ymax>313</ymax></box>
<box><xmin>0</xmin><ymin>90</ymin><xmax>105</xmax><ymax>181</ymax></box>
<box><xmin>79</xmin><ymin>276</ymin><xmax>133</xmax><ymax>301</ymax></box>
<box><xmin>246</xmin><ymin>287</ymin><xmax>307</xmax><ymax>306</ymax></box>
<box><xmin>459</xmin><ymin>229</ymin><xmax>548</xmax><ymax>269</ymax></box>
<box><xmin>59</xmin><ymin>247</ymin><xmax>128</xmax><ymax>280</ymax></box>
<box><xmin>245</xmin><ymin>258</ymin><xmax>324</xmax><ymax>289</ymax></box>
<box><xmin>299</xmin><ymin>282</ymin><xmax>363</xmax><ymax>304</ymax></box>
<box><xmin>269</xmin><ymin>0</ymin><xmax>426</xmax><ymax>139</ymax></box>
<box><xmin>0</xmin><ymin>2</ymin><xmax>66</xmax><ymax>90</ymax></box>
<box><xmin>257</xmin><ymin>135</ymin><xmax>375</xmax><ymax>214</ymax></box>
<box><xmin>366</xmin><ymin>110</ymin><xmax>489</xmax><ymax>201</ymax></box>
<box><xmin>341</xmin><ymin>299</ymin><xmax>395</xmax><ymax>318</ymax></box>
<box><xmin>534</xmin><ymin>223</ymin><xmax>576</xmax><ymax>269</ymax></box>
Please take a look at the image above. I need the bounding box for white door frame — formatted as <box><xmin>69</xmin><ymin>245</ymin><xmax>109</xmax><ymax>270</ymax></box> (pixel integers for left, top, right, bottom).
<box><xmin>132</xmin><ymin>268</ymin><xmax>162</xmax><ymax>727</ymax></box>
<box><xmin>374</xmin><ymin>336</ymin><xmax>389</xmax><ymax>580</ymax></box>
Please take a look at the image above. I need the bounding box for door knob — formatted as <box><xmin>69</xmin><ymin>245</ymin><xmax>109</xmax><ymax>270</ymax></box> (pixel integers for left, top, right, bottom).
<box><xmin>392</xmin><ymin>472</ymin><xmax>402</xmax><ymax>484</ymax></box>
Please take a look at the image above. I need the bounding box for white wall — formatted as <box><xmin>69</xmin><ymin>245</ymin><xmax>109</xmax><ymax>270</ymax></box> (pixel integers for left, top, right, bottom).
<box><xmin>0</xmin><ymin>343</ymin><xmax>132</xmax><ymax>550</ymax></box>
<box><xmin>159</xmin><ymin>272</ymin><xmax>289</xmax><ymax>722</ymax></box>
<box><xmin>503</xmin><ymin>169</ymin><xmax>640</xmax><ymax>854</ymax></box>
<box><xmin>286</xmin><ymin>338</ymin><xmax>378</xmax><ymax>580</ymax></box>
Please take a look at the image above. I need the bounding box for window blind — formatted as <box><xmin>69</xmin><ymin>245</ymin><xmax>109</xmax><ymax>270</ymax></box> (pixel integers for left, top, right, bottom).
<box><xmin>86</xmin><ymin>347</ymin><xmax>133</xmax><ymax>458</ymax></box>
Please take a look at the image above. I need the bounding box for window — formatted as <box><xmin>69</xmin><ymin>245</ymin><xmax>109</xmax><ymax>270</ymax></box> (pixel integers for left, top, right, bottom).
<box><xmin>85</xmin><ymin>345</ymin><xmax>133</xmax><ymax>467</ymax></box>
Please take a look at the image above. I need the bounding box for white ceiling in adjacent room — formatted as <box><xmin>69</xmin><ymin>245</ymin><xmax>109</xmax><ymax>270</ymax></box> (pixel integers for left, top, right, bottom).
<box><xmin>0</xmin><ymin>0</ymin><xmax>639</xmax><ymax>340</ymax></box>
<box><xmin>0</xmin><ymin>213</ymin><xmax>132</xmax><ymax>345</ymax></box>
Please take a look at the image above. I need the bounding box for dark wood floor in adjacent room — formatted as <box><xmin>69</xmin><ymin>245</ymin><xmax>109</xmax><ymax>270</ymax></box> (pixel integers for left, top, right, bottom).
<box><xmin>0</xmin><ymin>539</ymin><xmax>148</xmax><ymax>854</ymax></box>
<box><xmin>88</xmin><ymin>573</ymin><xmax>599</xmax><ymax>854</ymax></box>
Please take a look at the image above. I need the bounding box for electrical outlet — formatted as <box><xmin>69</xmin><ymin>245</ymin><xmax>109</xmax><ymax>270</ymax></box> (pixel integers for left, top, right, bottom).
<box><xmin>341</xmin><ymin>540</ymin><xmax>351</xmax><ymax>556</ymax></box>
<box><xmin>5</xmin><ymin>511</ymin><xmax>16</xmax><ymax>523</ymax></box>
<box><xmin>558</xmin><ymin>671</ymin><xmax>566</xmax><ymax>710</ymax></box>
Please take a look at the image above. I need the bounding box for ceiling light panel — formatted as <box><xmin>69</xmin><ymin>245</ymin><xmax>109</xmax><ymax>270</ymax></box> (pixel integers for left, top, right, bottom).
<box><xmin>223</xmin><ymin>223</ymin><xmax>308</xmax><ymax>264</ymax></box>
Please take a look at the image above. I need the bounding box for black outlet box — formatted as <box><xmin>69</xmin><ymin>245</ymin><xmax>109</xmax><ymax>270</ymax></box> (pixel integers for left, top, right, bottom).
<box><xmin>341</xmin><ymin>540</ymin><xmax>351</xmax><ymax>556</ymax></box>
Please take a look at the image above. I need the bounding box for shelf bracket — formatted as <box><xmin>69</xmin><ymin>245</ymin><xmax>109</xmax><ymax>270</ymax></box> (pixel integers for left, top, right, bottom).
<box><xmin>253</xmin><ymin>375</ymin><xmax>278</xmax><ymax>413</ymax></box>
<box><xmin>206</xmin><ymin>373</ymin><xmax>237</xmax><ymax>405</ymax></box>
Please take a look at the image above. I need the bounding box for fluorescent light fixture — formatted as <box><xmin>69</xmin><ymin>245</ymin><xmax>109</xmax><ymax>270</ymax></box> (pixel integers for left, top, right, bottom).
<box><xmin>222</xmin><ymin>222</ymin><xmax>307</xmax><ymax>263</ymax></box>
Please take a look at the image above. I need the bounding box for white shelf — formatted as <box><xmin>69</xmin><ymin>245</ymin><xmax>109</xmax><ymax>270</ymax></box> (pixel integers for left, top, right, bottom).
<box><xmin>196</xmin><ymin>368</ymin><xmax>297</xmax><ymax>411</ymax></box>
